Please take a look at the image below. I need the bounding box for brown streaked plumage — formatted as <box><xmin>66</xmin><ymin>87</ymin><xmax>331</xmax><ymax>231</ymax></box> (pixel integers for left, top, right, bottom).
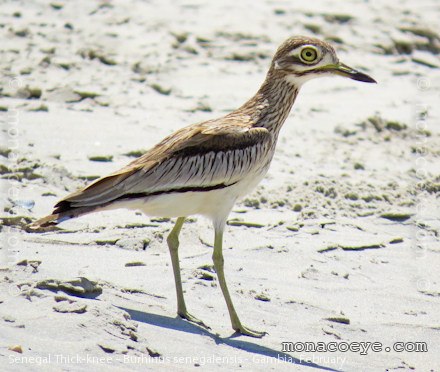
<box><xmin>30</xmin><ymin>36</ymin><xmax>375</xmax><ymax>337</ymax></box>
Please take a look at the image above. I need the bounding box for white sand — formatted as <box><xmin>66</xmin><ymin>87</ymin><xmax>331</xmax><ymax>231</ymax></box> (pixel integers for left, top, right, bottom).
<box><xmin>1</xmin><ymin>0</ymin><xmax>439</xmax><ymax>370</ymax></box>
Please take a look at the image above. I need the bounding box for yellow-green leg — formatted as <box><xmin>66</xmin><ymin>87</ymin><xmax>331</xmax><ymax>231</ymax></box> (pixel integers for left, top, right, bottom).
<box><xmin>167</xmin><ymin>217</ymin><xmax>210</xmax><ymax>329</ymax></box>
<box><xmin>212</xmin><ymin>227</ymin><xmax>267</xmax><ymax>338</ymax></box>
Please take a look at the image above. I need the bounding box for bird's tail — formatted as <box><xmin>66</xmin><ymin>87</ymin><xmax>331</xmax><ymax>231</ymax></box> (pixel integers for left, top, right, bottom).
<box><xmin>28</xmin><ymin>203</ymin><xmax>101</xmax><ymax>230</ymax></box>
<box><xmin>29</xmin><ymin>167</ymin><xmax>134</xmax><ymax>230</ymax></box>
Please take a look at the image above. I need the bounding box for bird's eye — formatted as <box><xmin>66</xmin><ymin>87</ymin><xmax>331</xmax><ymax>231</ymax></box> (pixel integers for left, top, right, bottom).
<box><xmin>300</xmin><ymin>47</ymin><xmax>318</xmax><ymax>63</ymax></box>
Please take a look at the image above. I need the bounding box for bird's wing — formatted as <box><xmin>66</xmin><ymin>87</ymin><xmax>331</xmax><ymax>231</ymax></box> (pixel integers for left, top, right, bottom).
<box><xmin>54</xmin><ymin>122</ymin><xmax>272</xmax><ymax>211</ymax></box>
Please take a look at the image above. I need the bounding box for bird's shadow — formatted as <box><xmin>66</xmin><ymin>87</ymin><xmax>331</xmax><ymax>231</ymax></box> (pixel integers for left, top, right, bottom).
<box><xmin>118</xmin><ymin>306</ymin><xmax>341</xmax><ymax>371</ymax></box>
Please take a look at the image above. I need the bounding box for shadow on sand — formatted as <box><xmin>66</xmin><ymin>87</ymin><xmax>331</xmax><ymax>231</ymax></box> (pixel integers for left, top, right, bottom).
<box><xmin>119</xmin><ymin>306</ymin><xmax>341</xmax><ymax>371</ymax></box>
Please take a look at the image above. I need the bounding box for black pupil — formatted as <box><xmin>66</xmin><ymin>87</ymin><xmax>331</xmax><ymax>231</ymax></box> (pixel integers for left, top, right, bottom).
<box><xmin>306</xmin><ymin>51</ymin><xmax>312</xmax><ymax>57</ymax></box>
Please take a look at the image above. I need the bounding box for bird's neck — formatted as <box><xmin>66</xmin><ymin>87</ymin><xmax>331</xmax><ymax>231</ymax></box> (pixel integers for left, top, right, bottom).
<box><xmin>238</xmin><ymin>70</ymin><xmax>300</xmax><ymax>134</ymax></box>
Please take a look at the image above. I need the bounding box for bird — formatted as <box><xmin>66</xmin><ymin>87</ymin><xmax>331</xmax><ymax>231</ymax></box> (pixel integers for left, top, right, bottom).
<box><xmin>30</xmin><ymin>36</ymin><xmax>376</xmax><ymax>338</ymax></box>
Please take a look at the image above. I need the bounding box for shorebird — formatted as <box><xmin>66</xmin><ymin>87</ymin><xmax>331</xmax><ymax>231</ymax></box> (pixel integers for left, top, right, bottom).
<box><xmin>31</xmin><ymin>36</ymin><xmax>375</xmax><ymax>337</ymax></box>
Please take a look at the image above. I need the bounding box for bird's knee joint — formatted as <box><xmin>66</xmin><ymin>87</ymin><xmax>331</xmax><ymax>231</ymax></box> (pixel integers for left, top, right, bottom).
<box><xmin>212</xmin><ymin>252</ymin><xmax>224</xmax><ymax>266</ymax></box>
<box><xmin>167</xmin><ymin>235</ymin><xmax>179</xmax><ymax>250</ymax></box>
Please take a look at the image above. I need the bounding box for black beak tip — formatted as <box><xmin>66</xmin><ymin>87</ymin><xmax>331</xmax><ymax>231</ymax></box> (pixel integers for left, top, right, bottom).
<box><xmin>352</xmin><ymin>72</ymin><xmax>377</xmax><ymax>84</ymax></box>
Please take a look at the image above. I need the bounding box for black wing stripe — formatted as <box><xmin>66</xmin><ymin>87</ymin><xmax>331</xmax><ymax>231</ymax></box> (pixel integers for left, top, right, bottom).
<box><xmin>115</xmin><ymin>182</ymin><xmax>237</xmax><ymax>202</ymax></box>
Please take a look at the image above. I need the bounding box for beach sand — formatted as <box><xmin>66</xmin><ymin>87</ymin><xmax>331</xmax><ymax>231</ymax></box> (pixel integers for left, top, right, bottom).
<box><xmin>1</xmin><ymin>0</ymin><xmax>439</xmax><ymax>370</ymax></box>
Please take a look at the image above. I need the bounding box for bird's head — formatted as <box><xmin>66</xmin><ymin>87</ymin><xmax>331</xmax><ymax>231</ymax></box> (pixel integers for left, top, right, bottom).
<box><xmin>271</xmin><ymin>36</ymin><xmax>376</xmax><ymax>85</ymax></box>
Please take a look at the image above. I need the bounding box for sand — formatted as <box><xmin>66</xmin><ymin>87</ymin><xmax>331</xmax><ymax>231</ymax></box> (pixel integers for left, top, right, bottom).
<box><xmin>1</xmin><ymin>0</ymin><xmax>439</xmax><ymax>371</ymax></box>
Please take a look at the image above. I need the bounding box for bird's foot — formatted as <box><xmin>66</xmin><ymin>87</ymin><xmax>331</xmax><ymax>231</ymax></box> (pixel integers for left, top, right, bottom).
<box><xmin>178</xmin><ymin>311</ymin><xmax>211</xmax><ymax>330</ymax></box>
<box><xmin>234</xmin><ymin>324</ymin><xmax>267</xmax><ymax>338</ymax></box>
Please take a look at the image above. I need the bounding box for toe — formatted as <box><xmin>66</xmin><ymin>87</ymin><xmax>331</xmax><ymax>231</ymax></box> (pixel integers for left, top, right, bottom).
<box><xmin>235</xmin><ymin>326</ymin><xmax>267</xmax><ymax>338</ymax></box>
<box><xmin>179</xmin><ymin>312</ymin><xmax>211</xmax><ymax>330</ymax></box>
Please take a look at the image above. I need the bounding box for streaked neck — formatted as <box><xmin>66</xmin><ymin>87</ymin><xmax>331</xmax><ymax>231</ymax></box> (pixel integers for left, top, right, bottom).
<box><xmin>239</xmin><ymin>70</ymin><xmax>299</xmax><ymax>133</ymax></box>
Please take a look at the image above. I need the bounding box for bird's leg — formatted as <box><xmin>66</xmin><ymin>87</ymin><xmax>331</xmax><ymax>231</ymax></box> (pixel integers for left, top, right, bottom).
<box><xmin>212</xmin><ymin>226</ymin><xmax>267</xmax><ymax>338</ymax></box>
<box><xmin>167</xmin><ymin>217</ymin><xmax>210</xmax><ymax>329</ymax></box>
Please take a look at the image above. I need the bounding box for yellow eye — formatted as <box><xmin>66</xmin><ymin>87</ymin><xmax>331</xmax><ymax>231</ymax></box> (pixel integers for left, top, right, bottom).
<box><xmin>300</xmin><ymin>47</ymin><xmax>318</xmax><ymax>63</ymax></box>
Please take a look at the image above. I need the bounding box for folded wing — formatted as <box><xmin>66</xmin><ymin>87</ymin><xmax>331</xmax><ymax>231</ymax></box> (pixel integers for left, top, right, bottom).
<box><xmin>53</xmin><ymin>122</ymin><xmax>272</xmax><ymax>213</ymax></box>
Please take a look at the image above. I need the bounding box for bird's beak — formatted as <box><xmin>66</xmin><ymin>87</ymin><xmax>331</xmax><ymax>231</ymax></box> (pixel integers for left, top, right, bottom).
<box><xmin>322</xmin><ymin>62</ymin><xmax>376</xmax><ymax>83</ymax></box>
